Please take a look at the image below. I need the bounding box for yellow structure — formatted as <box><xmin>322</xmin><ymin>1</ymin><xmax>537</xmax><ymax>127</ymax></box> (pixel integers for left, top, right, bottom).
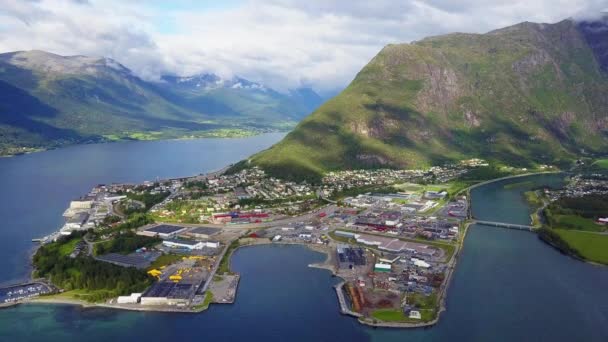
<box><xmin>147</xmin><ymin>269</ymin><xmax>162</xmax><ymax>278</ymax></box>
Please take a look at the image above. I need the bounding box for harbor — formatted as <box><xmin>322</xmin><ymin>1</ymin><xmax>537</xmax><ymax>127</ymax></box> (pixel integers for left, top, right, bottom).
<box><xmin>0</xmin><ymin>281</ymin><xmax>56</xmax><ymax>307</ymax></box>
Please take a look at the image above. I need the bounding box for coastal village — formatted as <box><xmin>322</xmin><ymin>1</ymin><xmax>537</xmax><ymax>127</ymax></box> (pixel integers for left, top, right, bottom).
<box><xmin>7</xmin><ymin>158</ymin><xmax>604</xmax><ymax>327</ymax></box>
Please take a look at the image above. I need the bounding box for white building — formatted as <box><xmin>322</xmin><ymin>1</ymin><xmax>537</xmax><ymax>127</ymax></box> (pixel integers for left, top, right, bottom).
<box><xmin>204</xmin><ymin>241</ymin><xmax>220</xmax><ymax>248</ymax></box>
<box><xmin>117</xmin><ymin>293</ymin><xmax>142</xmax><ymax>304</ymax></box>
<box><xmin>64</xmin><ymin>212</ymin><xmax>89</xmax><ymax>230</ymax></box>
<box><xmin>412</xmin><ymin>258</ymin><xmax>430</xmax><ymax>268</ymax></box>
<box><xmin>163</xmin><ymin>239</ymin><xmax>204</xmax><ymax>250</ymax></box>
<box><xmin>69</xmin><ymin>199</ymin><xmax>93</xmax><ymax>210</ymax></box>
<box><xmin>105</xmin><ymin>195</ymin><xmax>127</xmax><ymax>202</ymax></box>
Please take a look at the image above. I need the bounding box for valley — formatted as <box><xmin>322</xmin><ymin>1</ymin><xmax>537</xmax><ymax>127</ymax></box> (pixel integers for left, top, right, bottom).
<box><xmin>250</xmin><ymin>18</ymin><xmax>608</xmax><ymax>182</ymax></box>
<box><xmin>0</xmin><ymin>51</ymin><xmax>323</xmax><ymax>156</ymax></box>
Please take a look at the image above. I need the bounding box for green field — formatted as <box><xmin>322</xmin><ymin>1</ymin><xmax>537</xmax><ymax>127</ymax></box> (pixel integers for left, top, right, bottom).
<box><xmin>193</xmin><ymin>291</ymin><xmax>215</xmax><ymax>311</ymax></box>
<box><xmin>591</xmin><ymin>159</ymin><xmax>608</xmax><ymax>169</ymax></box>
<box><xmin>58</xmin><ymin>238</ymin><xmax>82</xmax><ymax>257</ymax></box>
<box><xmin>524</xmin><ymin>191</ymin><xmax>543</xmax><ymax>207</ymax></box>
<box><xmin>551</xmin><ymin>214</ymin><xmax>604</xmax><ymax>232</ymax></box>
<box><xmin>371</xmin><ymin>308</ymin><xmax>435</xmax><ymax>323</ymax></box>
<box><xmin>554</xmin><ymin>229</ymin><xmax>608</xmax><ymax>265</ymax></box>
<box><xmin>217</xmin><ymin>239</ymin><xmax>241</xmax><ymax>275</ymax></box>
<box><xmin>371</xmin><ymin>292</ymin><xmax>437</xmax><ymax>323</ymax></box>
<box><xmin>371</xmin><ymin>308</ymin><xmax>408</xmax><ymax>322</ymax></box>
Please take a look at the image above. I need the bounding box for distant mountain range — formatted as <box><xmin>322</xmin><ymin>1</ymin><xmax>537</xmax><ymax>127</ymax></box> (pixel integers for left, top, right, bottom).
<box><xmin>0</xmin><ymin>50</ymin><xmax>323</xmax><ymax>155</ymax></box>
<box><xmin>249</xmin><ymin>16</ymin><xmax>608</xmax><ymax>182</ymax></box>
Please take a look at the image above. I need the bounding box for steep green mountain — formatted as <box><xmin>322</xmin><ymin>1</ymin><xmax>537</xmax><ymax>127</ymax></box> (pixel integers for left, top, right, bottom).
<box><xmin>0</xmin><ymin>51</ymin><xmax>322</xmax><ymax>155</ymax></box>
<box><xmin>250</xmin><ymin>18</ymin><xmax>608</xmax><ymax>182</ymax></box>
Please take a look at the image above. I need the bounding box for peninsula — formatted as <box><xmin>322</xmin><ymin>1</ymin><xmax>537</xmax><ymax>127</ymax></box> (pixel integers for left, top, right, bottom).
<box><xmin>2</xmin><ymin>158</ymin><xmax>579</xmax><ymax>327</ymax></box>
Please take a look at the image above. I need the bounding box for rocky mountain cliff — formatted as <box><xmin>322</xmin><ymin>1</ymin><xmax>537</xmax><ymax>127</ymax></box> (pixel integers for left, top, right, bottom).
<box><xmin>250</xmin><ymin>17</ymin><xmax>608</xmax><ymax>182</ymax></box>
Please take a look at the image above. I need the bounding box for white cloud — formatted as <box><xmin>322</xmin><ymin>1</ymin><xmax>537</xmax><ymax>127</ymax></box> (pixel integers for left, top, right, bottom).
<box><xmin>0</xmin><ymin>0</ymin><xmax>606</xmax><ymax>94</ymax></box>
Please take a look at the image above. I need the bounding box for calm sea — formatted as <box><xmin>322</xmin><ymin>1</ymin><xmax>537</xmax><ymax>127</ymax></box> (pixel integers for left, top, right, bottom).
<box><xmin>0</xmin><ymin>145</ymin><xmax>606</xmax><ymax>341</ymax></box>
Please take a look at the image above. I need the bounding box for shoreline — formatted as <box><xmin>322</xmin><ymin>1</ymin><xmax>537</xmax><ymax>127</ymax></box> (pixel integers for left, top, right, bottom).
<box><xmin>5</xmin><ymin>171</ymin><xmax>565</xmax><ymax>326</ymax></box>
<box><xmin>228</xmin><ymin>236</ymin><xmax>467</xmax><ymax>329</ymax></box>
<box><xmin>0</xmin><ymin>129</ymin><xmax>288</xmax><ymax>159</ymax></box>
<box><xmin>353</xmin><ymin>220</ymin><xmax>471</xmax><ymax>329</ymax></box>
<box><xmin>6</xmin><ymin>240</ymin><xmax>333</xmax><ymax>314</ymax></box>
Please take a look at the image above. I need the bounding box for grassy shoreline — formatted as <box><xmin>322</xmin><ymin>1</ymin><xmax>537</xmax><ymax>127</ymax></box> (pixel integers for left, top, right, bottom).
<box><xmin>0</xmin><ymin>128</ymin><xmax>286</xmax><ymax>158</ymax></box>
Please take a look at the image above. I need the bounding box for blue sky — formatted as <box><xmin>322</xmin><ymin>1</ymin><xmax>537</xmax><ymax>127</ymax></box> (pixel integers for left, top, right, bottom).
<box><xmin>0</xmin><ymin>0</ymin><xmax>606</xmax><ymax>94</ymax></box>
<box><xmin>153</xmin><ymin>0</ymin><xmax>243</xmax><ymax>33</ymax></box>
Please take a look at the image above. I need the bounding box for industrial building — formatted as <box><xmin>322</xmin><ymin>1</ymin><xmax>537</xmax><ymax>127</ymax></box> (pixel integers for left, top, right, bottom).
<box><xmin>163</xmin><ymin>239</ymin><xmax>219</xmax><ymax>250</ymax></box>
<box><xmin>411</xmin><ymin>258</ymin><xmax>431</xmax><ymax>268</ymax></box>
<box><xmin>409</xmin><ymin>310</ymin><xmax>422</xmax><ymax>319</ymax></box>
<box><xmin>62</xmin><ymin>198</ymin><xmax>94</xmax><ymax>218</ymax></box>
<box><xmin>187</xmin><ymin>227</ymin><xmax>220</xmax><ymax>239</ymax></box>
<box><xmin>70</xmin><ymin>199</ymin><xmax>93</xmax><ymax>209</ymax></box>
<box><xmin>63</xmin><ymin>212</ymin><xmax>89</xmax><ymax>230</ymax></box>
<box><xmin>374</xmin><ymin>263</ymin><xmax>392</xmax><ymax>272</ymax></box>
<box><xmin>336</xmin><ymin>244</ymin><xmax>366</xmax><ymax>269</ymax></box>
<box><xmin>335</xmin><ymin>230</ymin><xmax>357</xmax><ymax>239</ymax></box>
<box><xmin>96</xmin><ymin>253</ymin><xmax>153</xmax><ymax>269</ymax></box>
<box><xmin>117</xmin><ymin>293</ymin><xmax>142</xmax><ymax>304</ymax></box>
<box><xmin>212</xmin><ymin>211</ymin><xmax>270</xmax><ymax>224</ymax></box>
<box><xmin>140</xmin><ymin>282</ymin><xmax>194</xmax><ymax>306</ymax></box>
<box><xmin>140</xmin><ymin>224</ymin><xmax>188</xmax><ymax>239</ymax></box>
<box><xmin>354</xmin><ymin>234</ymin><xmax>437</xmax><ymax>256</ymax></box>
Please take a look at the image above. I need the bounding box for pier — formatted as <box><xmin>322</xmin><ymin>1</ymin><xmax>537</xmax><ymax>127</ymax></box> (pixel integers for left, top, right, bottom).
<box><xmin>334</xmin><ymin>282</ymin><xmax>362</xmax><ymax>318</ymax></box>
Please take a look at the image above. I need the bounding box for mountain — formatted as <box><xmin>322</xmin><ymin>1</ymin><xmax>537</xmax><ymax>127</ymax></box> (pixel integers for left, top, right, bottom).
<box><xmin>248</xmin><ymin>17</ymin><xmax>608</xmax><ymax>182</ymax></box>
<box><xmin>159</xmin><ymin>73</ymin><xmax>323</xmax><ymax>126</ymax></box>
<box><xmin>0</xmin><ymin>50</ymin><xmax>322</xmax><ymax>155</ymax></box>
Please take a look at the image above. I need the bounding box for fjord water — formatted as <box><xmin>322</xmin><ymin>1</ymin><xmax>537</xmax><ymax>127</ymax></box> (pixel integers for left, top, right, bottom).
<box><xmin>0</xmin><ymin>133</ymin><xmax>285</xmax><ymax>284</ymax></box>
<box><xmin>0</xmin><ymin>154</ymin><xmax>607</xmax><ymax>341</ymax></box>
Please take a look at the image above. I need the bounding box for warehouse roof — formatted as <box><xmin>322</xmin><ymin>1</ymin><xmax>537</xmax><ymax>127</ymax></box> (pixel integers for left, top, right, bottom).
<box><xmin>96</xmin><ymin>253</ymin><xmax>150</xmax><ymax>269</ymax></box>
<box><xmin>145</xmin><ymin>224</ymin><xmax>186</xmax><ymax>234</ymax></box>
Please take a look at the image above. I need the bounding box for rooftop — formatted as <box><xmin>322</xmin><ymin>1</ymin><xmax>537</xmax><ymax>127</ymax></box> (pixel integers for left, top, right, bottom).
<box><xmin>96</xmin><ymin>253</ymin><xmax>150</xmax><ymax>269</ymax></box>
<box><xmin>164</xmin><ymin>239</ymin><xmax>200</xmax><ymax>246</ymax></box>
<box><xmin>145</xmin><ymin>224</ymin><xmax>186</xmax><ymax>234</ymax></box>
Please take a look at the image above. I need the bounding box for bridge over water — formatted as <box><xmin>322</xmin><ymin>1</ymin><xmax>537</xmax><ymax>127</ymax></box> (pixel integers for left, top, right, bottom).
<box><xmin>472</xmin><ymin>220</ymin><xmax>535</xmax><ymax>232</ymax></box>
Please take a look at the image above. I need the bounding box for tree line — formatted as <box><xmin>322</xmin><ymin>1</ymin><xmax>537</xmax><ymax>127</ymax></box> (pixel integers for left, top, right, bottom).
<box><xmin>33</xmin><ymin>234</ymin><xmax>152</xmax><ymax>302</ymax></box>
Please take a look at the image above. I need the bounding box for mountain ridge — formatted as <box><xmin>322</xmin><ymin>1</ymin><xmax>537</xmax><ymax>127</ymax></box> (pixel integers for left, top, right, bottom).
<box><xmin>248</xmin><ymin>17</ymin><xmax>608</xmax><ymax>182</ymax></box>
<box><xmin>0</xmin><ymin>50</ymin><xmax>323</xmax><ymax>155</ymax></box>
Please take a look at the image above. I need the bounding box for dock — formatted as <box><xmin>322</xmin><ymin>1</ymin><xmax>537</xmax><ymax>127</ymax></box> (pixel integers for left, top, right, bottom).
<box><xmin>334</xmin><ymin>282</ymin><xmax>362</xmax><ymax>318</ymax></box>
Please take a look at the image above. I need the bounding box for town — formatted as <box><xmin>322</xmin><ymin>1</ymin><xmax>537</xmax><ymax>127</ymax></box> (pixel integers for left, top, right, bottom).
<box><xmin>14</xmin><ymin>160</ymin><xmax>494</xmax><ymax>324</ymax></box>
